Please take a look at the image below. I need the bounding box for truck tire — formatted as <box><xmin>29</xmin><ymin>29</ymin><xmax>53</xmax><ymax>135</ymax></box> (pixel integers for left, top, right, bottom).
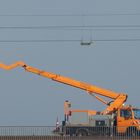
<box><xmin>76</xmin><ymin>129</ymin><xmax>88</xmax><ymax>136</ymax></box>
<box><xmin>126</xmin><ymin>127</ymin><xmax>138</xmax><ymax>137</ymax></box>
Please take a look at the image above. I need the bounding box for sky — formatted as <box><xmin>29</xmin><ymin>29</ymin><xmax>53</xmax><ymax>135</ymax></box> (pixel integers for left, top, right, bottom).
<box><xmin>0</xmin><ymin>0</ymin><xmax>140</xmax><ymax>126</ymax></box>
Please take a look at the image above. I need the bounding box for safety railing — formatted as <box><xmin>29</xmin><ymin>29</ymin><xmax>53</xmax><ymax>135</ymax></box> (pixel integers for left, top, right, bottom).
<box><xmin>0</xmin><ymin>126</ymin><xmax>139</xmax><ymax>140</ymax></box>
<box><xmin>0</xmin><ymin>126</ymin><xmax>58</xmax><ymax>136</ymax></box>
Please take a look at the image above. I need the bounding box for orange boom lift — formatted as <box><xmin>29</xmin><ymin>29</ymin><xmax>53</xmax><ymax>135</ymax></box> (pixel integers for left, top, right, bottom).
<box><xmin>0</xmin><ymin>61</ymin><xmax>140</xmax><ymax>136</ymax></box>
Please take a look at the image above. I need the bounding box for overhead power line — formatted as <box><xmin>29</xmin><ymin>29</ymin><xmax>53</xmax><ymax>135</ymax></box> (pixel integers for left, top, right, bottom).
<box><xmin>0</xmin><ymin>39</ymin><xmax>140</xmax><ymax>43</ymax></box>
<box><xmin>0</xmin><ymin>25</ymin><xmax>140</xmax><ymax>29</ymax></box>
<box><xmin>0</xmin><ymin>13</ymin><xmax>140</xmax><ymax>17</ymax></box>
<box><xmin>0</xmin><ymin>25</ymin><xmax>140</xmax><ymax>28</ymax></box>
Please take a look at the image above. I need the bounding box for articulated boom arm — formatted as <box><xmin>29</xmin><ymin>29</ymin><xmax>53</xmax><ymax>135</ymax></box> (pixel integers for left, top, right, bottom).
<box><xmin>0</xmin><ymin>61</ymin><xmax>127</xmax><ymax>114</ymax></box>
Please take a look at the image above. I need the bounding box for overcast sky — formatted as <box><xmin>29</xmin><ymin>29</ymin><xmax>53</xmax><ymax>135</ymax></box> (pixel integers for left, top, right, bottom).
<box><xmin>0</xmin><ymin>0</ymin><xmax>140</xmax><ymax>126</ymax></box>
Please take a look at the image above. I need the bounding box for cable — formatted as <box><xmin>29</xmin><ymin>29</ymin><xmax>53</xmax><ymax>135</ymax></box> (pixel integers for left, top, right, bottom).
<box><xmin>0</xmin><ymin>39</ymin><xmax>140</xmax><ymax>43</ymax></box>
<box><xmin>0</xmin><ymin>25</ymin><xmax>140</xmax><ymax>30</ymax></box>
<box><xmin>0</xmin><ymin>13</ymin><xmax>140</xmax><ymax>17</ymax></box>
<box><xmin>0</xmin><ymin>25</ymin><xmax>139</xmax><ymax>28</ymax></box>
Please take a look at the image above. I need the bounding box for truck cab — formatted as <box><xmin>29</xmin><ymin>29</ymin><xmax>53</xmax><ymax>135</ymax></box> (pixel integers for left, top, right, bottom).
<box><xmin>117</xmin><ymin>107</ymin><xmax>140</xmax><ymax>135</ymax></box>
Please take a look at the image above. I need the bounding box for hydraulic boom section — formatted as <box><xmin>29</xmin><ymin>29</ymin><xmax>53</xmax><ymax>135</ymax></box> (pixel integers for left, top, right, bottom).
<box><xmin>0</xmin><ymin>61</ymin><xmax>127</xmax><ymax>114</ymax></box>
<box><xmin>0</xmin><ymin>61</ymin><xmax>25</xmax><ymax>70</ymax></box>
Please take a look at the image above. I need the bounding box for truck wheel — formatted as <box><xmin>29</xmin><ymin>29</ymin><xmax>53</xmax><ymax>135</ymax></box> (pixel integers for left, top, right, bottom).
<box><xmin>126</xmin><ymin>127</ymin><xmax>138</xmax><ymax>137</ymax></box>
<box><xmin>76</xmin><ymin>129</ymin><xmax>88</xmax><ymax>136</ymax></box>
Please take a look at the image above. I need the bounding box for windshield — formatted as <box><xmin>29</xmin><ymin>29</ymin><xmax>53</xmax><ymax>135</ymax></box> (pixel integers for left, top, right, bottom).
<box><xmin>133</xmin><ymin>109</ymin><xmax>140</xmax><ymax>119</ymax></box>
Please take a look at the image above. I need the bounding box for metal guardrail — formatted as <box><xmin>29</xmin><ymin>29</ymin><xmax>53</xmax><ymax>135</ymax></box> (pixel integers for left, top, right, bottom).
<box><xmin>0</xmin><ymin>126</ymin><xmax>55</xmax><ymax>136</ymax></box>
<box><xmin>0</xmin><ymin>126</ymin><xmax>139</xmax><ymax>140</ymax></box>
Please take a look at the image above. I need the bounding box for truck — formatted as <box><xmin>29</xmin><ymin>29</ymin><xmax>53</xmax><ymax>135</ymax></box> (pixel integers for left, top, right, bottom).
<box><xmin>0</xmin><ymin>61</ymin><xmax>140</xmax><ymax>136</ymax></box>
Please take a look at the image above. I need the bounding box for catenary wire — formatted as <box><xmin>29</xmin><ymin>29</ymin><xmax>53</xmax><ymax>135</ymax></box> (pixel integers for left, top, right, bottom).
<box><xmin>0</xmin><ymin>13</ymin><xmax>140</xmax><ymax>17</ymax></box>
<box><xmin>0</xmin><ymin>39</ymin><xmax>140</xmax><ymax>43</ymax></box>
<box><xmin>0</xmin><ymin>25</ymin><xmax>140</xmax><ymax>29</ymax></box>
